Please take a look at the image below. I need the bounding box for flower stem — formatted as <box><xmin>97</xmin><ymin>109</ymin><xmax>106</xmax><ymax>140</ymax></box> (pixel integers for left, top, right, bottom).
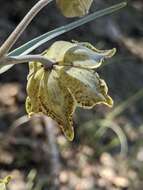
<box><xmin>0</xmin><ymin>0</ymin><xmax>53</xmax><ymax>57</ymax></box>
<box><xmin>9</xmin><ymin>2</ymin><xmax>127</xmax><ymax>57</ymax></box>
<box><xmin>1</xmin><ymin>55</ymin><xmax>55</xmax><ymax>69</ymax></box>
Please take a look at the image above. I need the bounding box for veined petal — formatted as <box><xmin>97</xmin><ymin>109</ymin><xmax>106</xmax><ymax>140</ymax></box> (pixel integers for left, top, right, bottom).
<box><xmin>44</xmin><ymin>41</ymin><xmax>76</xmax><ymax>63</ymax></box>
<box><xmin>44</xmin><ymin>41</ymin><xmax>116</xmax><ymax>69</ymax></box>
<box><xmin>39</xmin><ymin>69</ymin><xmax>76</xmax><ymax>141</ymax></box>
<box><xmin>25</xmin><ymin>96</ymin><xmax>32</xmax><ymax>115</ymax></box>
<box><xmin>26</xmin><ymin>67</ymin><xmax>44</xmax><ymax>116</ymax></box>
<box><xmin>74</xmin><ymin>42</ymin><xmax>116</xmax><ymax>58</ymax></box>
<box><xmin>63</xmin><ymin>44</ymin><xmax>116</xmax><ymax>69</ymax></box>
<box><xmin>58</xmin><ymin>67</ymin><xmax>113</xmax><ymax>108</ymax></box>
<box><xmin>27</xmin><ymin>61</ymin><xmax>43</xmax><ymax>80</ymax></box>
<box><xmin>56</xmin><ymin>0</ymin><xmax>93</xmax><ymax>18</ymax></box>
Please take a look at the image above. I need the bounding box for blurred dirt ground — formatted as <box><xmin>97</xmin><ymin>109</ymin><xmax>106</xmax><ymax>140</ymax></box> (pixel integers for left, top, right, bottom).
<box><xmin>0</xmin><ymin>0</ymin><xmax>143</xmax><ymax>189</ymax></box>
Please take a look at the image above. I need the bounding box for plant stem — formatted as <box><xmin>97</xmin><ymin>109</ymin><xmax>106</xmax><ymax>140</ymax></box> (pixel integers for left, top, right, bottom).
<box><xmin>1</xmin><ymin>55</ymin><xmax>55</xmax><ymax>68</ymax></box>
<box><xmin>9</xmin><ymin>2</ymin><xmax>127</xmax><ymax>57</ymax></box>
<box><xmin>0</xmin><ymin>0</ymin><xmax>53</xmax><ymax>57</ymax></box>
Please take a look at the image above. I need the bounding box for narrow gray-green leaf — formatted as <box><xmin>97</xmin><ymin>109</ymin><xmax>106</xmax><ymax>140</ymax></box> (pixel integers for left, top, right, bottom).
<box><xmin>0</xmin><ymin>64</ymin><xmax>13</xmax><ymax>74</ymax></box>
<box><xmin>0</xmin><ymin>2</ymin><xmax>126</xmax><ymax>74</ymax></box>
<box><xmin>9</xmin><ymin>2</ymin><xmax>126</xmax><ymax>57</ymax></box>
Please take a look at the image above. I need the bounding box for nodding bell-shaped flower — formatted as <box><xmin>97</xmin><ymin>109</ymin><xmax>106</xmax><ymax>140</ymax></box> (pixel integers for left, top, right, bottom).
<box><xmin>26</xmin><ymin>41</ymin><xmax>116</xmax><ymax>141</ymax></box>
<box><xmin>56</xmin><ymin>0</ymin><xmax>93</xmax><ymax>18</ymax></box>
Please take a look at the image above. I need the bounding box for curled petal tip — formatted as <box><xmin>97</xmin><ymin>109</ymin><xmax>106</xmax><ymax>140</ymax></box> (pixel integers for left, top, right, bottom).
<box><xmin>107</xmin><ymin>48</ymin><xmax>117</xmax><ymax>58</ymax></box>
<box><xmin>28</xmin><ymin>112</ymin><xmax>34</xmax><ymax>118</ymax></box>
<box><xmin>106</xmin><ymin>96</ymin><xmax>114</xmax><ymax>107</ymax></box>
<box><xmin>62</xmin><ymin>127</ymin><xmax>74</xmax><ymax>141</ymax></box>
<box><xmin>66</xmin><ymin>133</ymin><xmax>74</xmax><ymax>141</ymax></box>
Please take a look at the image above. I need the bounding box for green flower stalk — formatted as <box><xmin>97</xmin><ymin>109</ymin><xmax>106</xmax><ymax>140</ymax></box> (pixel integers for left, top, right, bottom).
<box><xmin>26</xmin><ymin>41</ymin><xmax>116</xmax><ymax>141</ymax></box>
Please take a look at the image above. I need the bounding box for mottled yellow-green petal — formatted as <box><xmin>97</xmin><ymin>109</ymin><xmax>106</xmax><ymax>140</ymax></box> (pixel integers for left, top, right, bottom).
<box><xmin>63</xmin><ymin>44</ymin><xmax>116</xmax><ymax>69</ymax></box>
<box><xmin>27</xmin><ymin>67</ymin><xmax>44</xmax><ymax>98</ymax></box>
<box><xmin>56</xmin><ymin>0</ymin><xmax>93</xmax><ymax>18</ymax></box>
<box><xmin>38</xmin><ymin>69</ymin><xmax>75</xmax><ymax>141</ymax></box>
<box><xmin>27</xmin><ymin>61</ymin><xmax>43</xmax><ymax>80</ymax></box>
<box><xmin>25</xmin><ymin>96</ymin><xmax>32</xmax><ymax>116</ymax></box>
<box><xmin>98</xmin><ymin>78</ymin><xmax>113</xmax><ymax>107</ymax></box>
<box><xmin>43</xmin><ymin>40</ymin><xmax>116</xmax><ymax>69</ymax></box>
<box><xmin>26</xmin><ymin>67</ymin><xmax>44</xmax><ymax>115</ymax></box>
<box><xmin>25</xmin><ymin>96</ymin><xmax>41</xmax><ymax>117</ymax></box>
<box><xmin>60</xmin><ymin>119</ymin><xmax>74</xmax><ymax>141</ymax></box>
<box><xmin>59</xmin><ymin>67</ymin><xmax>113</xmax><ymax>108</ymax></box>
<box><xmin>44</xmin><ymin>41</ymin><xmax>76</xmax><ymax>63</ymax></box>
<box><xmin>74</xmin><ymin>42</ymin><xmax>116</xmax><ymax>58</ymax></box>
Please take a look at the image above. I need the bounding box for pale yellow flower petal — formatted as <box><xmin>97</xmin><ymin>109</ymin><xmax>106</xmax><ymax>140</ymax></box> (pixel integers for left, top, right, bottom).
<box><xmin>56</xmin><ymin>0</ymin><xmax>93</xmax><ymax>18</ymax></box>
<box><xmin>27</xmin><ymin>61</ymin><xmax>43</xmax><ymax>80</ymax></box>
<box><xmin>26</xmin><ymin>40</ymin><xmax>115</xmax><ymax>141</ymax></box>
<box><xmin>63</xmin><ymin>45</ymin><xmax>116</xmax><ymax>69</ymax></box>
<box><xmin>44</xmin><ymin>41</ymin><xmax>76</xmax><ymax>63</ymax></box>
<box><xmin>75</xmin><ymin>42</ymin><xmax>116</xmax><ymax>58</ymax></box>
<box><xmin>44</xmin><ymin>41</ymin><xmax>116</xmax><ymax>69</ymax></box>
<box><xmin>59</xmin><ymin>67</ymin><xmax>113</xmax><ymax>108</ymax></box>
<box><xmin>26</xmin><ymin>66</ymin><xmax>44</xmax><ymax>115</ymax></box>
<box><xmin>39</xmin><ymin>69</ymin><xmax>76</xmax><ymax>141</ymax></box>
